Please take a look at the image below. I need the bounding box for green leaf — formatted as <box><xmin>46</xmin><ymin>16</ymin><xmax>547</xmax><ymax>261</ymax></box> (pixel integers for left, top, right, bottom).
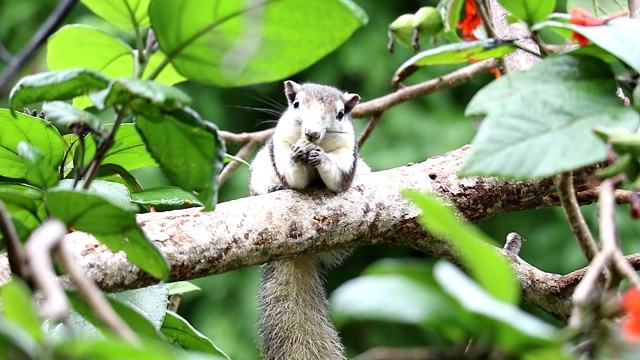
<box><xmin>96</xmin><ymin>164</ymin><xmax>144</xmax><ymax>193</ymax></box>
<box><xmin>0</xmin><ymin>109</ymin><xmax>65</xmax><ymax>180</ymax></box>
<box><xmin>53</xmin><ymin>338</ymin><xmax>177</xmax><ymax>360</ymax></box>
<box><xmin>168</xmin><ymin>281</ymin><xmax>201</xmax><ymax>295</ymax></box>
<box><xmin>47</xmin><ymin>25</ymin><xmax>185</xmax><ymax>95</ymax></box>
<box><xmin>136</xmin><ymin>109</ymin><xmax>225</xmax><ymax>211</ymax></box>
<box><xmin>9</xmin><ymin>69</ymin><xmax>109</xmax><ymax>111</ymax></box>
<box><xmin>80</xmin><ymin>0</ymin><xmax>151</xmax><ymax>30</ymax></box>
<box><xmin>42</xmin><ymin>101</ymin><xmax>107</xmax><ymax>136</ymax></box>
<box><xmin>131</xmin><ymin>186</ymin><xmax>204</xmax><ymax>208</ymax></box>
<box><xmin>110</xmin><ymin>284</ymin><xmax>169</xmax><ymax>331</ymax></box>
<box><xmin>498</xmin><ymin>0</ymin><xmax>555</xmax><ymax>24</ymax></box>
<box><xmin>0</xmin><ymin>278</ymin><xmax>43</xmax><ymax>343</ymax></box>
<box><xmin>461</xmin><ymin>55</ymin><xmax>640</xmax><ymax>180</ymax></box>
<box><xmin>17</xmin><ymin>142</ymin><xmax>59</xmax><ymax>189</ymax></box>
<box><xmin>566</xmin><ymin>0</ymin><xmax>626</xmax><ymax>17</ymax></box>
<box><xmin>439</xmin><ymin>0</ymin><xmax>464</xmax><ymax>36</ymax></box>
<box><xmin>0</xmin><ymin>184</ymin><xmax>45</xmax><ymax>239</ymax></box>
<box><xmin>67</xmin><ymin>289</ymin><xmax>164</xmax><ymax>340</ymax></box>
<box><xmin>161</xmin><ymin>311</ymin><xmax>230</xmax><ymax>358</ymax></box>
<box><xmin>434</xmin><ymin>262</ymin><xmax>557</xmax><ymax>352</ymax></box>
<box><xmin>84</xmin><ymin>124</ymin><xmax>158</xmax><ymax>171</ymax></box>
<box><xmin>149</xmin><ymin>0</ymin><xmax>368</xmax><ymax>87</ymax></box>
<box><xmin>393</xmin><ymin>39</ymin><xmax>516</xmax><ymax>82</ymax></box>
<box><xmin>331</xmin><ymin>274</ymin><xmax>457</xmax><ymax>328</ymax></box>
<box><xmin>55</xmin><ymin>179</ymin><xmax>134</xmax><ymax>210</ymax></box>
<box><xmin>90</xmin><ymin>78</ymin><xmax>191</xmax><ymax>116</ymax></box>
<box><xmin>534</xmin><ymin>18</ymin><xmax>640</xmax><ymax>74</ymax></box>
<box><xmin>0</xmin><ymin>318</ymin><xmax>41</xmax><ymax>359</ymax></box>
<box><xmin>46</xmin><ymin>189</ymin><xmax>170</xmax><ymax>280</ymax></box>
<box><xmin>404</xmin><ymin>191</ymin><xmax>520</xmax><ymax>304</ymax></box>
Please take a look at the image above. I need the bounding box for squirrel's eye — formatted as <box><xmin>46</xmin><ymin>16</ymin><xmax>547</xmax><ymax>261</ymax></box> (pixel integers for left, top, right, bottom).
<box><xmin>336</xmin><ymin>109</ymin><xmax>345</xmax><ymax>120</ymax></box>
<box><xmin>293</xmin><ymin>99</ymin><xmax>300</xmax><ymax>109</ymax></box>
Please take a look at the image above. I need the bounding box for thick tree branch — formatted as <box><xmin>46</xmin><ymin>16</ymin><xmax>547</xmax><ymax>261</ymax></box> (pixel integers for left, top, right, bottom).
<box><xmin>0</xmin><ymin>145</ymin><xmax>618</xmax><ymax>322</ymax></box>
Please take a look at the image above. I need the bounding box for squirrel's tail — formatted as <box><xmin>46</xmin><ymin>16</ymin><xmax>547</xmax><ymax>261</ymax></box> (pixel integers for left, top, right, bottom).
<box><xmin>259</xmin><ymin>253</ymin><xmax>347</xmax><ymax>360</ymax></box>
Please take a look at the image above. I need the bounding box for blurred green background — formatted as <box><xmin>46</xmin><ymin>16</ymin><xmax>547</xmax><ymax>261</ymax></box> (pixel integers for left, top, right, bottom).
<box><xmin>2</xmin><ymin>0</ymin><xmax>639</xmax><ymax>359</ymax></box>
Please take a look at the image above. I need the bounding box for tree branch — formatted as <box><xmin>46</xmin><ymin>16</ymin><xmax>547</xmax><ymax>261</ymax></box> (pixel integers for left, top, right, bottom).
<box><xmin>0</xmin><ymin>145</ymin><xmax>614</xmax><ymax>322</ymax></box>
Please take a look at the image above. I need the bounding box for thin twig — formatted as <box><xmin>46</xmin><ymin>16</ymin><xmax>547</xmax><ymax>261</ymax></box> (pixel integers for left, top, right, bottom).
<box><xmin>218</xmin><ymin>140</ymin><xmax>259</xmax><ymax>187</ymax></box>
<box><xmin>357</xmin><ymin>112</ymin><xmax>383</xmax><ymax>148</ymax></box>
<box><xmin>56</xmin><ymin>238</ymin><xmax>140</xmax><ymax>345</ymax></box>
<box><xmin>0</xmin><ymin>42</ymin><xmax>13</xmax><ymax>64</ymax></box>
<box><xmin>630</xmin><ymin>0</ymin><xmax>640</xmax><ymax>19</ymax></box>
<box><xmin>576</xmin><ymin>188</ymin><xmax>634</xmax><ymax>204</ymax></box>
<box><xmin>168</xmin><ymin>293</ymin><xmax>183</xmax><ymax>313</ymax></box>
<box><xmin>600</xmin><ymin>179</ymin><xmax>640</xmax><ymax>287</ymax></box>
<box><xmin>360</xmin><ymin>58</ymin><xmax>499</xmax><ymax>118</ymax></box>
<box><xmin>24</xmin><ymin>220</ymin><xmax>70</xmax><ymax>321</ymax></box>
<box><xmin>218</xmin><ymin>129</ymin><xmax>274</xmax><ymax>145</ymax></box>
<box><xmin>554</xmin><ymin>172</ymin><xmax>599</xmax><ymax>261</ymax></box>
<box><xmin>0</xmin><ymin>200</ymin><xmax>29</xmax><ymax>284</ymax></box>
<box><xmin>0</xmin><ymin>0</ymin><xmax>78</xmax><ymax>94</ymax></box>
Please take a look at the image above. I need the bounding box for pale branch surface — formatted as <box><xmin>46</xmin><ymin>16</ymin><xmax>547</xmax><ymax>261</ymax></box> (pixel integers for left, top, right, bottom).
<box><xmin>0</xmin><ymin>145</ymin><xmax>624</xmax><ymax>321</ymax></box>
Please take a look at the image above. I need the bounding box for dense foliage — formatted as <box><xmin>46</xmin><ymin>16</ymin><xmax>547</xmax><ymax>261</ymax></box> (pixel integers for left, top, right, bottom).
<box><xmin>1</xmin><ymin>0</ymin><xmax>640</xmax><ymax>359</ymax></box>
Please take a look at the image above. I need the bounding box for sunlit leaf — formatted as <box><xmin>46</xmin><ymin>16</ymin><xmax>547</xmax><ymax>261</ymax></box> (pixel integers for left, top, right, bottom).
<box><xmin>404</xmin><ymin>191</ymin><xmax>520</xmax><ymax>304</ymax></box>
<box><xmin>161</xmin><ymin>311</ymin><xmax>230</xmax><ymax>358</ymax></box>
<box><xmin>461</xmin><ymin>55</ymin><xmax>639</xmax><ymax>180</ymax></box>
<box><xmin>498</xmin><ymin>0</ymin><xmax>555</xmax><ymax>24</ymax></box>
<box><xmin>80</xmin><ymin>0</ymin><xmax>151</xmax><ymax>30</ymax></box>
<box><xmin>0</xmin><ymin>278</ymin><xmax>43</xmax><ymax>343</ymax></box>
<box><xmin>149</xmin><ymin>0</ymin><xmax>367</xmax><ymax>87</ymax></box>
<box><xmin>17</xmin><ymin>142</ymin><xmax>59</xmax><ymax>189</ymax></box>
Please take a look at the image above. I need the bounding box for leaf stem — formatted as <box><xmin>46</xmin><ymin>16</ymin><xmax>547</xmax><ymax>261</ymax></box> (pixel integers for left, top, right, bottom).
<box><xmin>82</xmin><ymin>107</ymin><xmax>128</xmax><ymax>189</ymax></box>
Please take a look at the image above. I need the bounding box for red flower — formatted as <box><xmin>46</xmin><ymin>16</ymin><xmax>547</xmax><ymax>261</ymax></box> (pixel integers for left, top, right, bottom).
<box><xmin>623</xmin><ymin>287</ymin><xmax>640</xmax><ymax>343</ymax></box>
<box><xmin>458</xmin><ymin>0</ymin><xmax>482</xmax><ymax>41</ymax></box>
<box><xmin>569</xmin><ymin>8</ymin><xmax>629</xmax><ymax>46</ymax></box>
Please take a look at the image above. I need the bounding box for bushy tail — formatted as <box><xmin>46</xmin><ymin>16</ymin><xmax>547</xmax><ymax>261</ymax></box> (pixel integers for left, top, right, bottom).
<box><xmin>259</xmin><ymin>254</ymin><xmax>346</xmax><ymax>360</ymax></box>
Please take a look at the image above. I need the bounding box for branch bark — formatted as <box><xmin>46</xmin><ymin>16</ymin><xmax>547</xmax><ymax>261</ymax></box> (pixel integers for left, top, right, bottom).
<box><xmin>0</xmin><ymin>145</ymin><xmax>617</xmax><ymax>321</ymax></box>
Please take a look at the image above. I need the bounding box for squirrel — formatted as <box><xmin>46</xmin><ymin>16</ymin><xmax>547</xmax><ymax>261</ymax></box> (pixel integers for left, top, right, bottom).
<box><xmin>249</xmin><ymin>80</ymin><xmax>370</xmax><ymax>360</ymax></box>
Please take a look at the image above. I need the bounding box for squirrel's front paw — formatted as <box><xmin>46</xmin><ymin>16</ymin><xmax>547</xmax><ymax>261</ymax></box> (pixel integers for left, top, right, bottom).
<box><xmin>307</xmin><ymin>147</ymin><xmax>325</xmax><ymax>167</ymax></box>
<box><xmin>291</xmin><ymin>141</ymin><xmax>314</xmax><ymax>163</ymax></box>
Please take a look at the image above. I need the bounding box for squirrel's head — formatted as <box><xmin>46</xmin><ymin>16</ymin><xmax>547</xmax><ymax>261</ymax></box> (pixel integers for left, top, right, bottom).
<box><xmin>283</xmin><ymin>80</ymin><xmax>360</xmax><ymax>144</ymax></box>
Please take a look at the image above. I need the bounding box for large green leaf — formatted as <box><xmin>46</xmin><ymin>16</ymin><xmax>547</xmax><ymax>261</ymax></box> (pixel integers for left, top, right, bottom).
<box><xmin>566</xmin><ymin>0</ymin><xmax>626</xmax><ymax>17</ymax></box>
<box><xmin>136</xmin><ymin>109</ymin><xmax>225</xmax><ymax>211</ymax></box>
<box><xmin>149</xmin><ymin>0</ymin><xmax>368</xmax><ymax>87</ymax></box>
<box><xmin>0</xmin><ymin>110</ymin><xmax>64</xmax><ymax>180</ymax></box>
<box><xmin>42</xmin><ymin>101</ymin><xmax>107</xmax><ymax>136</ymax></box>
<box><xmin>534</xmin><ymin>18</ymin><xmax>640</xmax><ymax>74</ymax></box>
<box><xmin>46</xmin><ymin>190</ymin><xmax>169</xmax><ymax>280</ymax></box>
<box><xmin>161</xmin><ymin>311</ymin><xmax>230</xmax><ymax>358</ymax></box>
<box><xmin>9</xmin><ymin>69</ymin><xmax>109</xmax><ymax>111</ymax></box>
<box><xmin>89</xmin><ymin>78</ymin><xmax>191</xmax><ymax>115</ymax></box>
<box><xmin>47</xmin><ymin>25</ymin><xmax>185</xmax><ymax>90</ymax></box>
<box><xmin>434</xmin><ymin>262</ymin><xmax>557</xmax><ymax>352</ymax></box>
<box><xmin>53</xmin><ymin>338</ymin><xmax>177</xmax><ymax>360</ymax></box>
<box><xmin>461</xmin><ymin>55</ymin><xmax>640</xmax><ymax>180</ymax></box>
<box><xmin>84</xmin><ymin>124</ymin><xmax>158</xmax><ymax>171</ymax></box>
<box><xmin>393</xmin><ymin>39</ymin><xmax>516</xmax><ymax>82</ymax></box>
<box><xmin>17</xmin><ymin>142</ymin><xmax>59</xmax><ymax>190</ymax></box>
<box><xmin>80</xmin><ymin>0</ymin><xmax>151</xmax><ymax>30</ymax></box>
<box><xmin>67</xmin><ymin>290</ymin><xmax>163</xmax><ymax>340</ymax></box>
<box><xmin>498</xmin><ymin>0</ymin><xmax>555</xmax><ymax>24</ymax></box>
<box><xmin>0</xmin><ymin>278</ymin><xmax>43</xmax><ymax>343</ymax></box>
<box><xmin>404</xmin><ymin>191</ymin><xmax>520</xmax><ymax>304</ymax></box>
<box><xmin>0</xmin><ymin>184</ymin><xmax>45</xmax><ymax>240</ymax></box>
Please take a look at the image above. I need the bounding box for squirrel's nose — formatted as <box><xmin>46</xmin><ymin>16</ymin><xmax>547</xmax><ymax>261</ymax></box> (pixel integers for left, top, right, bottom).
<box><xmin>304</xmin><ymin>129</ymin><xmax>321</xmax><ymax>141</ymax></box>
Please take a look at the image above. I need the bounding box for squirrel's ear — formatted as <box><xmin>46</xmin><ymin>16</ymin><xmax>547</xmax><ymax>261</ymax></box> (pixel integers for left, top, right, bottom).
<box><xmin>343</xmin><ymin>92</ymin><xmax>360</xmax><ymax>114</ymax></box>
<box><xmin>284</xmin><ymin>80</ymin><xmax>301</xmax><ymax>104</ymax></box>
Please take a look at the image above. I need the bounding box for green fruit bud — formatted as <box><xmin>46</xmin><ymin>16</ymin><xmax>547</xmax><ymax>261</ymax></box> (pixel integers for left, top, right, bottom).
<box><xmin>413</xmin><ymin>7</ymin><xmax>443</xmax><ymax>38</ymax></box>
<box><xmin>388</xmin><ymin>14</ymin><xmax>415</xmax><ymax>50</ymax></box>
